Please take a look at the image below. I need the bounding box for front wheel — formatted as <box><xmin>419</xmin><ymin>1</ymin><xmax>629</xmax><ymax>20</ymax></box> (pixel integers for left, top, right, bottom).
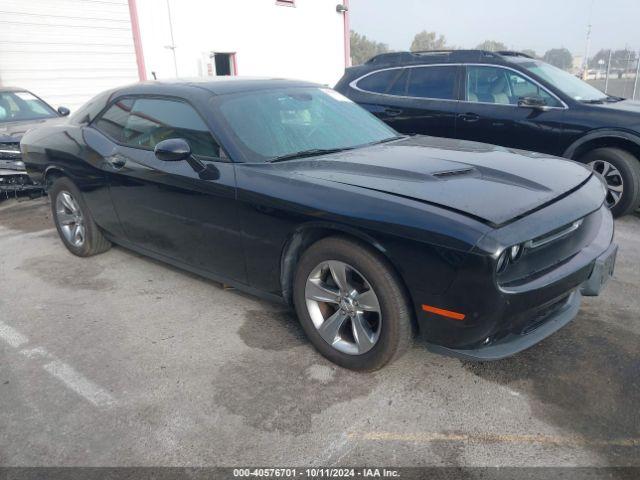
<box><xmin>581</xmin><ymin>147</ymin><xmax>640</xmax><ymax>217</ymax></box>
<box><xmin>293</xmin><ymin>237</ymin><xmax>413</xmax><ymax>371</ymax></box>
<box><xmin>49</xmin><ymin>177</ymin><xmax>111</xmax><ymax>257</ymax></box>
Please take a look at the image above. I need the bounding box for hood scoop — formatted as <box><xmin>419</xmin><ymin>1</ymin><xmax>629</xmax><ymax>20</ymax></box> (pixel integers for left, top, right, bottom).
<box><xmin>432</xmin><ymin>168</ymin><xmax>475</xmax><ymax>178</ymax></box>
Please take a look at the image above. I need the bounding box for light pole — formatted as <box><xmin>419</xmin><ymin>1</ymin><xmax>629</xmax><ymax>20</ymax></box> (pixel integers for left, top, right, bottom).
<box><xmin>604</xmin><ymin>50</ymin><xmax>613</xmax><ymax>93</ymax></box>
<box><xmin>633</xmin><ymin>53</ymin><xmax>640</xmax><ymax>100</ymax></box>
<box><xmin>164</xmin><ymin>0</ymin><xmax>178</xmax><ymax>77</ymax></box>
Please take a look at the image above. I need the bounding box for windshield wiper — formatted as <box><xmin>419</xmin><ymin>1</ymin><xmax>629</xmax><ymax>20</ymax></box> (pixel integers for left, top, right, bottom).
<box><xmin>580</xmin><ymin>98</ymin><xmax>606</xmax><ymax>104</ymax></box>
<box><xmin>267</xmin><ymin>136</ymin><xmax>405</xmax><ymax>163</ymax></box>
<box><xmin>605</xmin><ymin>95</ymin><xmax>624</xmax><ymax>102</ymax></box>
<box><xmin>268</xmin><ymin>147</ymin><xmax>354</xmax><ymax>163</ymax></box>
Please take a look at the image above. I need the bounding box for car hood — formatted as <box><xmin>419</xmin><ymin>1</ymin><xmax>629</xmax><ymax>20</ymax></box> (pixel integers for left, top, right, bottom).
<box><xmin>587</xmin><ymin>99</ymin><xmax>640</xmax><ymax>114</ymax></box>
<box><xmin>0</xmin><ymin>117</ymin><xmax>61</xmax><ymax>142</ymax></box>
<box><xmin>285</xmin><ymin>136</ymin><xmax>593</xmax><ymax>227</ymax></box>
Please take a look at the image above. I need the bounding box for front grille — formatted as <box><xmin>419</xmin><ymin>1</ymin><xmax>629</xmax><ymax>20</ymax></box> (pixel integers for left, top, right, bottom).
<box><xmin>499</xmin><ymin>209</ymin><xmax>602</xmax><ymax>287</ymax></box>
<box><xmin>0</xmin><ymin>142</ymin><xmax>21</xmax><ymax>160</ymax></box>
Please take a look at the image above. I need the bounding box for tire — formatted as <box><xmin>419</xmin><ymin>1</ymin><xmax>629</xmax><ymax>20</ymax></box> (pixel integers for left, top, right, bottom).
<box><xmin>49</xmin><ymin>177</ymin><xmax>111</xmax><ymax>257</ymax></box>
<box><xmin>581</xmin><ymin>147</ymin><xmax>640</xmax><ymax>217</ymax></box>
<box><xmin>293</xmin><ymin>236</ymin><xmax>413</xmax><ymax>371</ymax></box>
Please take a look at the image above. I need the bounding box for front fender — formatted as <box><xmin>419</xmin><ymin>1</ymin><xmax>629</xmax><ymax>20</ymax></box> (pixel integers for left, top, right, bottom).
<box><xmin>563</xmin><ymin>128</ymin><xmax>640</xmax><ymax>158</ymax></box>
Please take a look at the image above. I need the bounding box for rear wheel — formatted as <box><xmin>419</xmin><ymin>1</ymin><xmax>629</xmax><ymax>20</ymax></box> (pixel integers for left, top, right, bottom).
<box><xmin>581</xmin><ymin>147</ymin><xmax>640</xmax><ymax>217</ymax></box>
<box><xmin>293</xmin><ymin>236</ymin><xmax>413</xmax><ymax>371</ymax></box>
<box><xmin>49</xmin><ymin>177</ymin><xmax>111</xmax><ymax>257</ymax></box>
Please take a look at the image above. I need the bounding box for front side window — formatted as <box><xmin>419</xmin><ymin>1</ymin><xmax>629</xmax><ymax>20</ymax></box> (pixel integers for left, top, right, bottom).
<box><xmin>95</xmin><ymin>97</ymin><xmax>220</xmax><ymax>158</ymax></box>
<box><xmin>0</xmin><ymin>91</ymin><xmax>57</xmax><ymax>123</ymax></box>
<box><xmin>520</xmin><ymin>60</ymin><xmax>606</xmax><ymax>102</ymax></box>
<box><xmin>215</xmin><ymin>87</ymin><xmax>399</xmax><ymax>162</ymax></box>
<box><xmin>466</xmin><ymin>66</ymin><xmax>561</xmax><ymax>107</ymax></box>
<box><xmin>405</xmin><ymin>66</ymin><xmax>457</xmax><ymax>100</ymax></box>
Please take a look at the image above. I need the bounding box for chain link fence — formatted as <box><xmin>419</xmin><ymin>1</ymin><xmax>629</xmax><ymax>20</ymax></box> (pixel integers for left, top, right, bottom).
<box><xmin>585</xmin><ymin>53</ymin><xmax>639</xmax><ymax>100</ymax></box>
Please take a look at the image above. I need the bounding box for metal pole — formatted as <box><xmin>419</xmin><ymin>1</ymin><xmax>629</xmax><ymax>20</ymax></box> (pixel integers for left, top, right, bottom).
<box><xmin>166</xmin><ymin>0</ymin><xmax>178</xmax><ymax>77</ymax></box>
<box><xmin>604</xmin><ymin>49</ymin><xmax>612</xmax><ymax>93</ymax></box>
<box><xmin>633</xmin><ymin>52</ymin><xmax>640</xmax><ymax>100</ymax></box>
<box><xmin>625</xmin><ymin>50</ymin><xmax>632</xmax><ymax>97</ymax></box>
<box><xmin>583</xmin><ymin>24</ymin><xmax>592</xmax><ymax>80</ymax></box>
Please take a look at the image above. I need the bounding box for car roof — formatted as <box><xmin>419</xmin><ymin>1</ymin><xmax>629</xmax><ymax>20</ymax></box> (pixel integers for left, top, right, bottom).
<box><xmin>362</xmin><ymin>50</ymin><xmax>536</xmax><ymax>68</ymax></box>
<box><xmin>113</xmin><ymin>77</ymin><xmax>322</xmax><ymax>97</ymax></box>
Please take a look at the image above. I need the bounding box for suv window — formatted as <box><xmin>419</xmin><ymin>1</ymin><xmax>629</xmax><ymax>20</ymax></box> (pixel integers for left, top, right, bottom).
<box><xmin>406</xmin><ymin>66</ymin><xmax>457</xmax><ymax>100</ymax></box>
<box><xmin>466</xmin><ymin>66</ymin><xmax>561</xmax><ymax>107</ymax></box>
<box><xmin>387</xmin><ymin>69</ymin><xmax>409</xmax><ymax>95</ymax></box>
<box><xmin>95</xmin><ymin>97</ymin><xmax>221</xmax><ymax>158</ymax></box>
<box><xmin>356</xmin><ymin>69</ymin><xmax>402</xmax><ymax>94</ymax></box>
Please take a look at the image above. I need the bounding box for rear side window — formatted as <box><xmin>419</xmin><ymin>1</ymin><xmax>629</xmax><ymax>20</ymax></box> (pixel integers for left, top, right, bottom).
<box><xmin>94</xmin><ymin>97</ymin><xmax>221</xmax><ymax>158</ymax></box>
<box><xmin>387</xmin><ymin>69</ymin><xmax>409</xmax><ymax>96</ymax></box>
<box><xmin>356</xmin><ymin>69</ymin><xmax>402</xmax><ymax>94</ymax></box>
<box><xmin>93</xmin><ymin>98</ymin><xmax>133</xmax><ymax>142</ymax></box>
<box><xmin>406</xmin><ymin>66</ymin><xmax>457</xmax><ymax>100</ymax></box>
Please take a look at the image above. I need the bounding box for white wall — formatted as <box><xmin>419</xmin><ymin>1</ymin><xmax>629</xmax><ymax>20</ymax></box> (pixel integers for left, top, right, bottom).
<box><xmin>136</xmin><ymin>0</ymin><xmax>346</xmax><ymax>87</ymax></box>
<box><xmin>0</xmin><ymin>0</ymin><xmax>139</xmax><ymax>111</ymax></box>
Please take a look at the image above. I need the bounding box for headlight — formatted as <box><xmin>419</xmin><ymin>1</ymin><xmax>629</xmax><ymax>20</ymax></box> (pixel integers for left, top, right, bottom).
<box><xmin>496</xmin><ymin>250</ymin><xmax>509</xmax><ymax>273</ymax></box>
<box><xmin>509</xmin><ymin>244</ymin><xmax>523</xmax><ymax>261</ymax></box>
<box><xmin>496</xmin><ymin>243</ymin><xmax>525</xmax><ymax>274</ymax></box>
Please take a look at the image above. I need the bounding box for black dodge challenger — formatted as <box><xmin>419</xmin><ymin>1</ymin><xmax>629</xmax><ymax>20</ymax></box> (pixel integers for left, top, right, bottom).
<box><xmin>20</xmin><ymin>78</ymin><xmax>617</xmax><ymax>370</ymax></box>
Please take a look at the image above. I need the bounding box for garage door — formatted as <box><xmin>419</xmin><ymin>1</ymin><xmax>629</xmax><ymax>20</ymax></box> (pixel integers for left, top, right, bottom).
<box><xmin>0</xmin><ymin>0</ymin><xmax>140</xmax><ymax>112</ymax></box>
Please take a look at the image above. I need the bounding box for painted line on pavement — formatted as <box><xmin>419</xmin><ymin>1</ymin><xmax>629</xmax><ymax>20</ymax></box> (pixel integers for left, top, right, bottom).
<box><xmin>348</xmin><ymin>431</ymin><xmax>640</xmax><ymax>447</ymax></box>
<box><xmin>43</xmin><ymin>360</ymin><xmax>115</xmax><ymax>408</ymax></box>
<box><xmin>0</xmin><ymin>320</ymin><xmax>29</xmax><ymax>348</ymax></box>
<box><xmin>0</xmin><ymin>319</ymin><xmax>116</xmax><ymax>408</ymax></box>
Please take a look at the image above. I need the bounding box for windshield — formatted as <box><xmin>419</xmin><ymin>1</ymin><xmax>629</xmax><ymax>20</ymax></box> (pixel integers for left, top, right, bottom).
<box><xmin>520</xmin><ymin>61</ymin><xmax>608</xmax><ymax>102</ymax></box>
<box><xmin>0</xmin><ymin>91</ymin><xmax>57</xmax><ymax>123</ymax></box>
<box><xmin>215</xmin><ymin>87</ymin><xmax>399</xmax><ymax>162</ymax></box>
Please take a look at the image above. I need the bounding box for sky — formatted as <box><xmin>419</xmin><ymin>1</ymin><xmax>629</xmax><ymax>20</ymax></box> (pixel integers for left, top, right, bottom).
<box><xmin>349</xmin><ymin>0</ymin><xmax>639</xmax><ymax>58</ymax></box>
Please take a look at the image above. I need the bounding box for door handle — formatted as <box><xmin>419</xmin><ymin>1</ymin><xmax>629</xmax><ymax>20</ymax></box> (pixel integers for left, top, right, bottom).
<box><xmin>458</xmin><ymin>113</ymin><xmax>480</xmax><ymax>122</ymax></box>
<box><xmin>384</xmin><ymin>108</ymin><xmax>403</xmax><ymax>117</ymax></box>
<box><xmin>105</xmin><ymin>154</ymin><xmax>126</xmax><ymax>170</ymax></box>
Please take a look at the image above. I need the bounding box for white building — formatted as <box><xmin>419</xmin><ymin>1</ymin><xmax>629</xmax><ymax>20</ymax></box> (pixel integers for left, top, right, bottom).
<box><xmin>0</xmin><ymin>0</ymin><xmax>350</xmax><ymax>111</ymax></box>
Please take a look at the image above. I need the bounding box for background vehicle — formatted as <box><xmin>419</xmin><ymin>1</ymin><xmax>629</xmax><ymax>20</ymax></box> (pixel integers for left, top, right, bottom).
<box><xmin>0</xmin><ymin>88</ymin><xmax>69</xmax><ymax>197</ymax></box>
<box><xmin>335</xmin><ymin>50</ymin><xmax>640</xmax><ymax>217</ymax></box>
<box><xmin>21</xmin><ymin>79</ymin><xmax>615</xmax><ymax>370</ymax></box>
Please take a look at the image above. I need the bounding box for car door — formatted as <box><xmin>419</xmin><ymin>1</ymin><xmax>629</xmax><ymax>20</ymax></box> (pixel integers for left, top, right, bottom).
<box><xmin>86</xmin><ymin>95</ymin><xmax>246</xmax><ymax>283</ymax></box>
<box><xmin>455</xmin><ymin>65</ymin><xmax>566</xmax><ymax>154</ymax></box>
<box><xmin>352</xmin><ymin>65</ymin><xmax>459</xmax><ymax>138</ymax></box>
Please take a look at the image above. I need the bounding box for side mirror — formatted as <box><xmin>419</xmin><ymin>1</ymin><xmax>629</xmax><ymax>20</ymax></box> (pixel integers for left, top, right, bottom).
<box><xmin>517</xmin><ymin>96</ymin><xmax>548</xmax><ymax>110</ymax></box>
<box><xmin>57</xmin><ymin>106</ymin><xmax>71</xmax><ymax>117</ymax></box>
<box><xmin>154</xmin><ymin>138</ymin><xmax>191</xmax><ymax>162</ymax></box>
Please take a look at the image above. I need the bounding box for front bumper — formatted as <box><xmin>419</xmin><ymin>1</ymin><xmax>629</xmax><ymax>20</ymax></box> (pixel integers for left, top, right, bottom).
<box><xmin>0</xmin><ymin>168</ymin><xmax>42</xmax><ymax>193</ymax></box>
<box><xmin>426</xmin><ymin>290</ymin><xmax>582</xmax><ymax>361</ymax></box>
<box><xmin>421</xmin><ymin>205</ymin><xmax>616</xmax><ymax>361</ymax></box>
<box><xmin>427</xmin><ymin>242</ymin><xmax>617</xmax><ymax>361</ymax></box>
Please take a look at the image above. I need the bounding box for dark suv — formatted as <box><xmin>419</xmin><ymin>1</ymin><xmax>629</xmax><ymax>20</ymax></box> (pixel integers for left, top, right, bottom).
<box><xmin>335</xmin><ymin>50</ymin><xmax>640</xmax><ymax>217</ymax></box>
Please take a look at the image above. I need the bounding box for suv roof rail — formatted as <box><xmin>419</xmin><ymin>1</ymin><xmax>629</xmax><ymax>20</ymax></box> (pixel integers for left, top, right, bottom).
<box><xmin>365</xmin><ymin>49</ymin><xmax>532</xmax><ymax>66</ymax></box>
<box><xmin>496</xmin><ymin>50</ymin><xmax>534</xmax><ymax>59</ymax></box>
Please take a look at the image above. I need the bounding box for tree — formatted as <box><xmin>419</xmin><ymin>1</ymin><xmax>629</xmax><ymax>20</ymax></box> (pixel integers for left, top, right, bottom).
<box><xmin>521</xmin><ymin>49</ymin><xmax>539</xmax><ymax>59</ymax></box>
<box><xmin>543</xmin><ymin>48</ymin><xmax>573</xmax><ymax>70</ymax></box>
<box><xmin>350</xmin><ymin>31</ymin><xmax>389</xmax><ymax>65</ymax></box>
<box><xmin>410</xmin><ymin>31</ymin><xmax>448</xmax><ymax>52</ymax></box>
<box><xmin>476</xmin><ymin>40</ymin><xmax>508</xmax><ymax>52</ymax></box>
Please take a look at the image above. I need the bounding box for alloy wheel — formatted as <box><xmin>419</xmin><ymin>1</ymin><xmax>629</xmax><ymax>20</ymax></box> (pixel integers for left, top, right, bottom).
<box><xmin>56</xmin><ymin>191</ymin><xmax>85</xmax><ymax>247</ymax></box>
<box><xmin>305</xmin><ymin>260</ymin><xmax>382</xmax><ymax>355</ymax></box>
<box><xmin>589</xmin><ymin>159</ymin><xmax>624</xmax><ymax>208</ymax></box>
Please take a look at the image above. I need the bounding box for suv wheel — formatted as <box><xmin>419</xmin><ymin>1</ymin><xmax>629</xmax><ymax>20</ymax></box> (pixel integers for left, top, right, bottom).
<box><xmin>50</xmin><ymin>177</ymin><xmax>111</xmax><ymax>257</ymax></box>
<box><xmin>293</xmin><ymin>236</ymin><xmax>413</xmax><ymax>371</ymax></box>
<box><xmin>581</xmin><ymin>148</ymin><xmax>640</xmax><ymax>217</ymax></box>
